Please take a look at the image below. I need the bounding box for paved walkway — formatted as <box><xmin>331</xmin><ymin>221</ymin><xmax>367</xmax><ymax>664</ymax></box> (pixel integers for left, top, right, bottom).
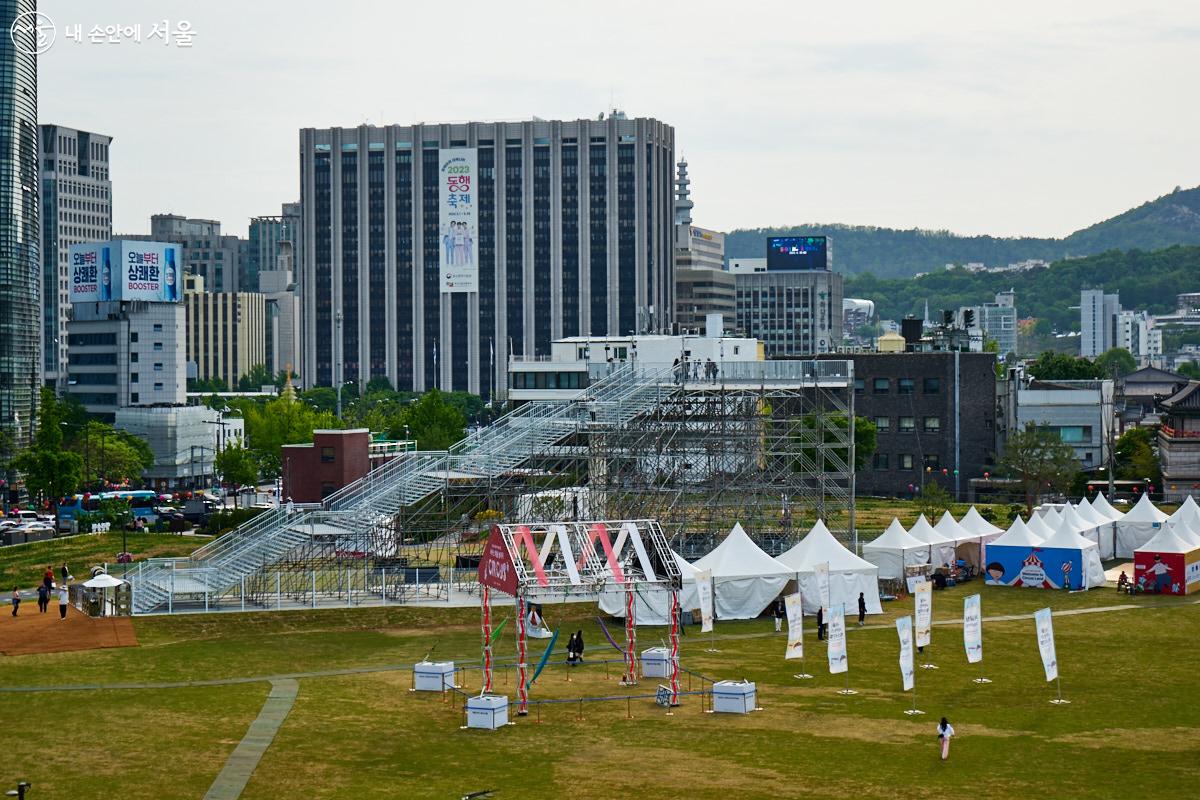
<box><xmin>202</xmin><ymin>679</ymin><xmax>298</xmax><ymax>800</ymax></box>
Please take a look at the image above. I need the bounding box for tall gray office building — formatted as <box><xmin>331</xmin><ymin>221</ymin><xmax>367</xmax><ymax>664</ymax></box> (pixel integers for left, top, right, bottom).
<box><xmin>299</xmin><ymin>113</ymin><xmax>676</xmax><ymax>397</ymax></box>
<box><xmin>40</xmin><ymin>124</ymin><xmax>113</xmax><ymax>387</ymax></box>
<box><xmin>1</xmin><ymin>0</ymin><xmax>42</xmax><ymax>448</ymax></box>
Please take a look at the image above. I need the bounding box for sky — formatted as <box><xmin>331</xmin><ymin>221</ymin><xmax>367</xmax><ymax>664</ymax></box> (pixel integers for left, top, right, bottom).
<box><xmin>38</xmin><ymin>0</ymin><xmax>1200</xmax><ymax>239</ymax></box>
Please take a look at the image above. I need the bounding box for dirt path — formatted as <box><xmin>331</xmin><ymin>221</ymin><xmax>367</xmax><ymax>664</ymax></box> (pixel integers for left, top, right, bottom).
<box><xmin>0</xmin><ymin>599</ymin><xmax>138</xmax><ymax>656</ymax></box>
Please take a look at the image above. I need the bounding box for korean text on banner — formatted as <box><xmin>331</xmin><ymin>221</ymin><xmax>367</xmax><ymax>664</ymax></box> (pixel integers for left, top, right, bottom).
<box><xmin>963</xmin><ymin>594</ymin><xmax>983</xmax><ymax>664</ymax></box>
<box><xmin>915</xmin><ymin>580</ymin><xmax>932</xmax><ymax>648</ymax></box>
<box><xmin>826</xmin><ymin>604</ymin><xmax>848</xmax><ymax>674</ymax></box>
<box><xmin>696</xmin><ymin>569</ymin><xmax>714</xmax><ymax>633</ymax></box>
<box><xmin>1034</xmin><ymin>607</ymin><xmax>1058</xmax><ymax>682</ymax></box>
<box><xmin>477</xmin><ymin>526</ymin><xmax>517</xmax><ymax>595</ymax></box>
<box><xmin>896</xmin><ymin>615</ymin><xmax>915</xmax><ymax>691</ymax></box>
<box><xmin>784</xmin><ymin>592</ymin><xmax>804</xmax><ymax>660</ymax></box>
<box><xmin>438</xmin><ymin>148</ymin><xmax>479</xmax><ymax>293</ymax></box>
<box><xmin>815</xmin><ymin>561</ymin><xmax>830</xmax><ymax>613</ymax></box>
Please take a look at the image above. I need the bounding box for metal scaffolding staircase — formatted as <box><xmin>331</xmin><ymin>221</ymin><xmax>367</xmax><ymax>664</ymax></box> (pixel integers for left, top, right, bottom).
<box><xmin>128</xmin><ymin>362</ymin><xmax>675</xmax><ymax>614</ymax></box>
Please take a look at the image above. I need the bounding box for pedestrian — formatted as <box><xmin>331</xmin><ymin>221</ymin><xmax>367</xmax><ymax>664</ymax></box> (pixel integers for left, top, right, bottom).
<box><xmin>36</xmin><ymin>583</ymin><xmax>49</xmax><ymax>614</ymax></box>
<box><xmin>58</xmin><ymin>583</ymin><xmax>69</xmax><ymax>620</ymax></box>
<box><xmin>816</xmin><ymin>606</ymin><xmax>825</xmax><ymax>640</ymax></box>
<box><xmin>937</xmin><ymin>717</ymin><xmax>955</xmax><ymax>760</ymax></box>
<box><xmin>690</xmin><ymin>359</ymin><xmax>700</xmax><ymax>381</ymax></box>
<box><xmin>10</xmin><ymin>587</ymin><xmax>19</xmax><ymax>617</ymax></box>
<box><xmin>60</xmin><ymin>563</ymin><xmax>70</xmax><ymax>584</ymax></box>
<box><xmin>42</xmin><ymin>566</ymin><xmax>53</xmax><ymax>594</ymax></box>
<box><xmin>772</xmin><ymin>598</ymin><xmax>785</xmax><ymax>633</ymax></box>
<box><xmin>857</xmin><ymin>591</ymin><xmax>867</xmax><ymax>627</ymax></box>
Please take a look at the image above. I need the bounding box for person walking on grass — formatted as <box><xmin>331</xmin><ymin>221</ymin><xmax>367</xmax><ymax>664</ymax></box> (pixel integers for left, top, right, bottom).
<box><xmin>58</xmin><ymin>583</ymin><xmax>69</xmax><ymax>620</ymax></box>
<box><xmin>937</xmin><ymin>717</ymin><xmax>955</xmax><ymax>761</ymax></box>
<box><xmin>816</xmin><ymin>606</ymin><xmax>825</xmax><ymax>641</ymax></box>
<box><xmin>36</xmin><ymin>583</ymin><xmax>49</xmax><ymax>614</ymax></box>
<box><xmin>773</xmin><ymin>598</ymin><xmax>785</xmax><ymax>633</ymax></box>
<box><xmin>857</xmin><ymin>592</ymin><xmax>867</xmax><ymax>627</ymax></box>
<box><xmin>10</xmin><ymin>587</ymin><xmax>20</xmax><ymax>617</ymax></box>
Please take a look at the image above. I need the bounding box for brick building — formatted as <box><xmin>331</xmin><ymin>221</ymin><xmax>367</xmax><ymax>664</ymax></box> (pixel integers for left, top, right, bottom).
<box><xmin>281</xmin><ymin>429</ymin><xmax>371</xmax><ymax>503</ymax></box>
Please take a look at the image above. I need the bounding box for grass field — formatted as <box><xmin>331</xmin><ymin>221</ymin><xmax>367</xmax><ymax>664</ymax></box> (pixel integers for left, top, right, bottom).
<box><xmin>0</xmin><ymin>532</ymin><xmax>208</xmax><ymax>591</ymax></box>
<box><xmin>1</xmin><ymin>580</ymin><xmax>1197</xmax><ymax>799</ymax></box>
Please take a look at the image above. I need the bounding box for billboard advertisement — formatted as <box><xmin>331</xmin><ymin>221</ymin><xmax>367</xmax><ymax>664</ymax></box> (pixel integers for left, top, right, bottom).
<box><xmin>766</xmin><ymin>235</ymin><xmax>828</xmax><ymax>271</ymax></box>
<box><xmin>69</xmin><ymin>240</ymin><xmax>182</xmax><ymax>303</ymax></box>
<box><xmin>1133</xmin><ymin>549</ymin><xmax>1189</xmax><ymax>595</ymax></box>
<box><xmin>439</xmin><ymin>148</ymin><xmax>478</xmax><ymax>293</ymax></box>
<box><xmin>984</xmin><ymin>546</ymin><xmax>1082</xmax><ymax>590</ymax></box>
<box><xmin>68</xmin><ymin>243</ymin><xmax>114</xmax><ymax>302</ymax></box>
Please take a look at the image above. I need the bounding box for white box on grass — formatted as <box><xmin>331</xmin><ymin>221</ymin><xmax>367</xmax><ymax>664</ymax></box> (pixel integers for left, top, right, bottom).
<box><xmin>641</xmin><ymin>646</ymin><xmax>676</xmax><ymax>678</ymax></box>
<box><xmin>712</xmin><ymin>680</ymin><xmax>756</xmax><ymax>713</ymax></box>
<box><xmin>413</xmin><ymin>660</ymin><xmax>456</xmax><ymax>692</ymax></box>
<box><xmin>466</xmin><ymin>693</ymin><xmax>509</xmax><ymax>730</ymax></box>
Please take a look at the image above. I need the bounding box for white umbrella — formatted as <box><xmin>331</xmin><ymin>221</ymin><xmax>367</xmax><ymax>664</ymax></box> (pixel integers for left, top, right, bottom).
<box><xmin>83</xmin><ymin>573</ymin><xmax>125</xmax><ymax>588</ymax></box>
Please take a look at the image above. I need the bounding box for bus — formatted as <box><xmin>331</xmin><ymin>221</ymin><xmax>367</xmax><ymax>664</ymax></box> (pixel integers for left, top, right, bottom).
<box><xmin>56</xmin><ymin>490</ymin><xmax>161</xmax><ymax>532</ymax></box>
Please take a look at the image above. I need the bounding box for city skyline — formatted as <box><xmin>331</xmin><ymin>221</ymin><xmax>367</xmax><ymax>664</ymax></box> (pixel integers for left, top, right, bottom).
<box><xmin>37</xmin><ymin>0</ymin><xmax>1200</xmax><ymax>240</ymax></box>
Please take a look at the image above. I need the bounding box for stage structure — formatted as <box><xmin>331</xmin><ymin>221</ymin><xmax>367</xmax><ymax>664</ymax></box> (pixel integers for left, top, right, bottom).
<box><xmin>478</xmin><ymin>520</ymin><xmax>683</xmax><ymax>713</ymax></box>
<box><xmin>127</xmin><ymin>360</ymin><xmax>854</xmax><ymax>615</ymax></box>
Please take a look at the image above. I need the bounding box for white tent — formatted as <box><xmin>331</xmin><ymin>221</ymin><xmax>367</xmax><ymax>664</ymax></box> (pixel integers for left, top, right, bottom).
<box><xmin>598</xmin><ymin>552</ymin><xmax>700</xmax><ymax>625</ymax></box>
<box><xmin>1115</xmin><ymin>494</ymin><xmax>1168</xmax><ymax>557</ymax></box>
<box><xmin>691</xmin><ymin>523</ymin><xmax>794</xmax><ymax>620</ymax></box>
<box><xmin>934</xmin><ymin>511</ymin><xmax>987</xmax><ymax>569</ymax></box>
<box><xmin>1059</xmin><ymin>503</ymin><xmax>1114</xmax><ymax>560</ymax></box>
<box><xmin>959</xmin><ymin>506</ymin><xmax>1004</xmax><ymax>537</ymax></box>
<box><xmin>990</xmin><ymin>516</ymin><xmax>1044</xmax><ymax>548</ymax></box>
<box><xmin>1168</xmin><ymin>495</ymin><xmax>1200</xmax><ymax>530</ymax></box>
<box><xmin>1075</xmin><ymin>500</ymin><xmax>1112</xmax><ymax>529</ymax></box>
<box><xmin>777</xmin><ymin>520</ymin><xmax>882</xmax><ymax>616</ymax></box>
<box><xmin>1040</xmin><ymin>522</ymin><xmax>1107</xmax><ymax>589</ymax></box>
<box><xmin>1039</xmin><ymin>506</ymin><xmax>1064</xmax><ymax>532</ymax></box>
<box><xmin>1025</xmin><ymin>513</ymin><xmax>1056</xmax><ymax>540</ymax></box>
<box><xmin>907</xmin><ymin>514</ymin><xmax>957</xmax><ymax>567</ymax></box>
<box><xmin>1090</xmin><ymin>493</ymin><xmax>1125</xmax><ymax>522</ymax></box>
<box><xmin>862</xmin><ymin>519</ymin><xmax>928</xmax><ymax>579</ymax></box>
<box><xmin>1165</xmin><ymin>519</ymin><xmax>1200</xmax><ymax>549</ymax></box>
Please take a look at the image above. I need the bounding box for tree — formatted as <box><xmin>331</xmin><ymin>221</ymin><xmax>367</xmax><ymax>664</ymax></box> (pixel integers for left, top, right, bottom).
<box><xmin>236</xmin><ymin>363</ymin><xmax>274</xmax><ymax>392</ymax></box>
<box><xmin>1027</xmin><ymin>352</ymin><xmax>1106</xmax><ymax>381</ymax></box>
<box><xmin>1177</xmin><ymin>361</ymin><xmax>1200</xmax><ymax>380</ymax></box>
<box><xmin>997</xmin><ymin>423</ymin><xmax>1080</xmax><ymax>513</ymax></box>
<box><xmin>394</xmin><ymin>388</ymin><xmax>466</xmax><ymax>450</ymax></box>
<box><xmin>365</xmin><ymin>376</ymin><xmax>394</xmax><ymax>395</ymax></box>
<box><xmin>13</xmin><ymin>388</ymin><xmax>84</xmax><ymax>504</ymax></box>
<box><xmin>299</xmin><ymin>387</ymin><xmax>338</xmax><ymax>414</ymax></box>
<box><xmin>1095</xmin><ymin>347</ymin><xmax>1137</xmax><ymax>377</ymax></box>
<box><xmin>189</xmin><ymin>375</ymin><xmax>230</xmax><ymax>393</ymax></box>
<box><xmin>915</xmin><ymin>481</ymin><xmax>952</xmax><ymax>520</ymax></box>
<box><xmin>214</xmin><ymin>440</ymin><xmax>259</xmax><ymax>507</ymax></box>
<box><xmin>796</xmin><ymin>414</ymin><xmax>875</xmax><ymax>471</ymax></box>
<box><xmin>1114</xmin><ymin>427</ymin><xmax>1162</xmax><ymax>485</ymax></box>
<box><xmin>67</xmin><ymin>421</ymin><xmax>154</xmax><ymax>488</ymax></box>
<box><xmin>242</xmin><ymin>393</ymin><xmax>340</xmax><ymax>478</ymax></box>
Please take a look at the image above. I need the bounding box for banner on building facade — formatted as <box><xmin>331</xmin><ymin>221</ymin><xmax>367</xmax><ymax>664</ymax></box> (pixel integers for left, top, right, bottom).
<box><xmin>438</xmin><ymin>147</ymin><xmax>478</xmax><ymax>293</ymax></box>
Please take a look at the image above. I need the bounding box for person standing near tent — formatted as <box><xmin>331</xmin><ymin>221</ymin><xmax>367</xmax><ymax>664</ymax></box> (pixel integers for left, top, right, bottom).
<box><xmin>565</xmin><ymin>632</ymin><xmax>580</xmax><ymax>664</ymax></box>
<box><xmin>772</xmin><ymin>598</ymin><xmax>785</xmax><ymax>633</ymax></box>
<box><xmin>10</xmin><ymin>587</ymin><xmax>20</xmax><ymax>617</ymax></box>
<box><xmin>58</xmin><ymin>583</ymin><xmax>69</xmax><ymax>620</ymax></box>
<box><xmin>857</xmin><ymin>592</ymin><xmax>867</xmax><ymax>627</ymax></box>
<box><xmin>36</xmin><ymin>583</ymin><xmax>49</xmax><ymax>614</ymax></box>
<box><xmin>937</xmin><ymin>717</ymin><xmax>955</xmax><ymax>760</ymax></box>
<box><xmin>816</xmin><ymin>606</ymin><xmax>825</xmax><ymax>640</ymax></box>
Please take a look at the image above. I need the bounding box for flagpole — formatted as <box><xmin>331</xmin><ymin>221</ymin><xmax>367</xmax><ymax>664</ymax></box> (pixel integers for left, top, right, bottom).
<box><xmin>1051</xmin><ymin>674</ymin><xmax>1070</xmax><ymax>705</ymax></box>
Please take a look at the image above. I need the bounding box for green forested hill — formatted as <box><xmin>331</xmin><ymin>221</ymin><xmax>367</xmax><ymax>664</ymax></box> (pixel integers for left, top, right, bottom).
<box><xmin>843</xmin><ymin>245</ymin><xmax>1200</xmax><ymax>331</ymax></box>
<box><xmin>724</xmin><ymin>186</ymin><xmax>1200</xmax><ymax>279</ymax></box>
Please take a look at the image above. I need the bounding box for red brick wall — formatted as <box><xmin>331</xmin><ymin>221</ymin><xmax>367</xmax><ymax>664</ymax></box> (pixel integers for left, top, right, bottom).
<box><xmin>281</xmin><ymin>429</ymin><xmax>371</xmax><ymax>503</ymax></box>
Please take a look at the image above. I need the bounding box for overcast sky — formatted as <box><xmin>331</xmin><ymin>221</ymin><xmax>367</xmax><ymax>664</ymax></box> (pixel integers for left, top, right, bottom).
<box><xmin>39</xmin><ymin>0</ymin><xmax>1200</xmax><ymax>239</ymax></box>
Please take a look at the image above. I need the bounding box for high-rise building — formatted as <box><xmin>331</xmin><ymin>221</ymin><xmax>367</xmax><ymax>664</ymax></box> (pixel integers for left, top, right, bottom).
<box><xmin>735</xmin><ymin>237</ymin><xmax>841</xmax><ymax>356</ymax></box>
<box><xmin>1080</xmin><ymin>288</ymin><xmax>1120</xmax><ymax>357</ymax></box>
<box><xmin>144</xmin><ymin>214</ymin><xmax>246</xmax><ymax>293</ymax></box>
<box><xmin>1</xmin><ymin>0</ymin><xmax>42</xmax><ymax>449</ymax></box>
<box><xmin>183</xmin><ymin>274</ymin><xmax>267</xmax><ymax>389</ymax></box>
<box><xmin>959</xmin><ymin>289</ymin><xmax>1017</xmax><ymax>357</ymax></box>
<box><xmin>260</xmin><ymin>244</ymin><xmax>301</xmax><ymax>382</ymax></box>
<box><xmin>245</xmin><ymin>212</ymin><xmax>298</xmax><ymax>293</ymax></box>
<box><xmin>39</xmin><ymin>124</ymin><xmax>113</xmax><ymax>388</ymax></box>
<box><xmin>671</xmin><ymin>159</ymin><xmax>732</xmax><ymax>333</ymax></box>
<box><xmin>298</xmin><ymin>113</ymin><xmax>676</xmax><ymax>397</ymax></box>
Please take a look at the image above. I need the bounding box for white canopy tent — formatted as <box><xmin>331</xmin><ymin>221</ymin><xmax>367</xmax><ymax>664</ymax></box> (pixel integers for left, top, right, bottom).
<box><xmin>1059</xmin><ymin>503</ymin><xmax>1114</xmax><ymax>560</ymax></box>
<box><xmin>777</xmin><ymin>520</ymin><xmax>882</xmax><ymax>616</ymax></box>
<box><xmin>990</xmin><ymin>516</ymin><xmax>1044</xmax><ymax>548</ymax></box>
<box><xmin>933</xmin><ymin>511</ymin><xmax>986</xmax><ymax>568</ymax></box>
<box><xmin>958</xmin><ymin>506</ymin><xmax>1004</xmax><ymax>537</ymax></box>
<box><xmin>1168</xmin><ymin>496</ymin><xmax>1200</xmax><ymax>530</ymax></box>
<box><xmin>907</xmin><ymin>514</ymin><xmax>957</xmax><ymax>567</ymax></box>
<box><xmin>598</xmin><ymin>551</ymin><xmax>701</xmax><ymax>625</ymax></box>
<box><xmin>1090</xmin><ymin>493</ymin><xmax>1125</xmax><ymax>522</ymax></box>
<box><xmin>1075</xmin><ymin>500</ymin><xmax>1113</xmax><ymax>530</ymax></box>
<box><xmin>1166</xmin><ymin>519</ymin><xmax>1200</xmax><ymax>549</ymax></box>
<box><xmin>1115</xmin><ymin>494</ymin><xmax>1169</xmax><ymax>557</ymax></box>
<box><xmin>1025</xmin><ymin>513</ymin><xmax>1055</xmax><ymax>540</ymax></box>
<box><xmin>691</xmin><ymin>523</ymin><xmax>794</xmax><ymax>620</ymax></box>
<box><xmin>1039</xmin><ymin>506</ymin><xmax>1064</xmax><ymax>532</ymax></box>
<box><xmin>1040</xmin><ymin>522</ymin><xmax>1107</xmax><ymax>589</ymax></box>
<box><xmin>861</xmin><ymin>519</ymin><xmax>928</xmax><ymax>579</ymax></box>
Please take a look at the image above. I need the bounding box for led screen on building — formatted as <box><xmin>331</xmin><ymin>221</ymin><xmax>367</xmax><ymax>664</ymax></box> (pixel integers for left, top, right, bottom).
<box><xmin>767</xmin><ymin>236</ymin><xmax>828</xmax><ymax>271</ymax></box>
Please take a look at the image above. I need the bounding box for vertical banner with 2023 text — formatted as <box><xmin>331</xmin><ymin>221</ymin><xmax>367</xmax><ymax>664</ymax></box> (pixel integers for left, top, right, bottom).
<box><xmin>439</xmin><ymin>148</ymin><xmax>478</xmax><ymax>293</ymax></box>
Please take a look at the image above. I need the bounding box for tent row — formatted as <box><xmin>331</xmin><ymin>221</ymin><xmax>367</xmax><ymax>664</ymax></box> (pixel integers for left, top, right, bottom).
<box><xmin>599</xmin><ymin>521</ymin><xmax>881</xmax><ymax>624</ymax></box>
<box><xmin>861</xmin><ymin>507</ymin><xmax>1004</xmax><ymax>579</ymax></box>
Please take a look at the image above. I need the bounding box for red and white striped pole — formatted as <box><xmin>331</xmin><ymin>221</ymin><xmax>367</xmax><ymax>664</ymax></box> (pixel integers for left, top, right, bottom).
<box><xmin>481</xmin><ymin>586</ymin><xmax>493</xmax><ymax>693</ymax></box>
<box><xmin>516</xmin><ymin>594</ymin><xmax>529</xmax><ymax>715</ymax></box>
<box><xmin>668</xmin><ymin>590</ymin><xmax>680</xmax><ymax>706</ymax></box>
<box><xmin>622</xmin><ymin>586</ymin><xmax>637</xmax><ymax>685</ymax></box>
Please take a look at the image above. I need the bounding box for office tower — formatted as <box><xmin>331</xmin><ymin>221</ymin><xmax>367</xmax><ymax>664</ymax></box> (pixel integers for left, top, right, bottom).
<box><xmin>959</xmin><ymin>289</ymin><xmax>1017</xmax><ymax>357</ymax></box>
<box><xmin>299</xmin><ymin>113</ymin><xmax>676</xmax><ymax>397</ymax></box>
<box><xmin>40</xmin><ymin>124</ymin><xmax>113</xmax><ymax>388</ymax></box>
<box><xmin>246</xmin><ymin>211</ymin><xmax>298</xmax><ymax>293</ymax></box>
<box><xmin>0</xmin><ymin>0</ymin><xmax>41</xmax><ymax>449</ymax></box>
<box><xmin>144</xmin><ymin>214</ymin><xmax>246</xmax><ymax>293</ymax></box>
<box><xmin>1080</xmin><ymin>288</ymin><xmax>1120</xmax><ymax>358</ymax></box>
<box><xmin>735</xmin><ymin>236</ymin><xmax>842</xmax><ymax>356</ymax></box>
<box><xmin>260</xmin><ymin>244</ymin><xmax>301</xmax><ymax>382</ymax></box>
<box><xmin>183</xmin><ymin>274</ymin><xmax>267</xmax><ymax>389</ymax></box>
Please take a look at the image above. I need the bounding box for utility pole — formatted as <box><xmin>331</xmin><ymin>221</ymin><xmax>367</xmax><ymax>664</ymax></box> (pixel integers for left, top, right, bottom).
<box><xmin>1107</xmin><ymin>364</ymin><xmax>1118</xmax><ymax>497</ymax></box>
<box><xmin>335</xmin><ymin>310</ymin><xmax>344</xmax><ymax>418</ymax></box>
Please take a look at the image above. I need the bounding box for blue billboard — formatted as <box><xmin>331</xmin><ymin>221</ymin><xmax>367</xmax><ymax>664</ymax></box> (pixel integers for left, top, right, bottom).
<box><xmin>68</xmin><ymin>240</ymin><xmax>182</xmax><ymax>303</ymax></box>
<box><xmin>984</xmin><ymin>546</ymin><xmax>1084</xmax><ymax>590</ymax></box>
<box><xmin>767</xmin><ymin>236</ymin><xmax>828</xmax><ymax>271</ymax></box>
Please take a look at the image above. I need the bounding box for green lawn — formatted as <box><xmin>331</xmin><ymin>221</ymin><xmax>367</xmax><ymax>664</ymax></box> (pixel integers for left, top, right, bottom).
<box><xmin>1</xmin><ymin>583</ymin><xmax>1197</xmax><ymax>798</ymax></box>
<box><xmin>0</xmin><ymin>532</ymin><xmax>208</xmax><ymax>591</ymax></box>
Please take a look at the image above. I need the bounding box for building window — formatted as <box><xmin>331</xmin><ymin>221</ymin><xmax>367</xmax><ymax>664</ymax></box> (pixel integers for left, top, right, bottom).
<box><xmin>899</xmin><ymin>454</ymin><xmax>914</xmax><ymax>470</ymax></box>
<box><xmin>131</xmin><ymin>352</ymin><xmax>138</xmax><ymax>363</ymax></box>
<box><xmin>923</xmin><ymin>377</ymin><xmax>940</xmax><ymax>393</ymax></box>
<box><xmin>320</xmin><ymin>481</ymin><xmax>336</xmax><ymax>498</ymax></box>
<box><xmin>320</xmin><ymin>446</ymin><xmax>336</xmax><ymax>463</ymax></box>
<box><xmin>154</xmin><ymin>382</ymin><xmax>164</xmax><ymax>390</ymax></box>
<box><xmin>873</xmin><ymin>416</ymin><xmax>890</xmax><ymax>431</ymax></box>
<box><xmin>153</xmin><ymin>342</ymin><xmax>163</xmax><ymax>351</ymax></box>
<box><xmin>854</xmin><ymin>378</ymin><xmax>864</xmax><ymax>394</ymax></box>
<box><xmin>154</xmin><ymin>363</ymin><xmax>163</xmax><ymax>371</ymax></box>
<box><xmin>873</xmin><ymin>378</ymin><xmax>889</xmax><ymax>393</ymax></box>
<box><xmin>129</xmin><ymin>332</ymin><xmax>138</xmax><ymax>343</ymax></box>
<box><xmin>924</xmin><ymin>416</ymin><xmax>941</xmax><ymax>433</ymax></box>
<box><xmin>899</xmin><ymin>416</ymin><xmax>915</xmax><ymax>433</ymax></box>
<box><xmin>872</xmin><ymin>453</ymin><xmax>889</xmax><ymax>470</ymax></box>
<box><xmin>924</xmin><ymin>454</ymin><xmax>940</xmax><ymax>469</ymax></box>
<box><xmin>153</xmin><ymin>323</ymin><xmax>163</xmax><ymax>332</ymax></box>
<box><xmin>898</xmin><ymin>378</ymin><xmax>914</xmax><ymax>395</ymax></box>
<box><xmin>130</xmin><ymin>392</ymin><xmax>139</xmax><ymax>404</ymax></box>
<box><xmin>130</xmin><ymin>373</ymin><xmax>138</xmax><ymax>383</ymax></box>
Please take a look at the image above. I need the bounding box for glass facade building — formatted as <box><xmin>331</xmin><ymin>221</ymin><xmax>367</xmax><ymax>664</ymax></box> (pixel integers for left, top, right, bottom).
<box><xmin>299</xmin><ymin>116</ymin><xmax>675</xmax><ymax>397</ymax></box>
<box><xmin>1</xmin><ymin>0</ymin><xmax>42</xmax><ymax>448</ymax></box>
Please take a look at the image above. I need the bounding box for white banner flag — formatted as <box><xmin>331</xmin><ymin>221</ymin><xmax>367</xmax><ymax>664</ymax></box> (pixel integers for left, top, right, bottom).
<box><xmin>896</xmin><ymin>615</ymin><xmax>915</xmax><ymax>691</ymax></box>
<box><xmin>915</xmin><ymin>580</ymin><xmax>932</xmax><ymax>648</ymax></box>
<box><xmin>784</xmin><ymin>592</ymin><xmax>804</xmax><ymax>660</ymax></box>
<box><xmin>696</xmin><ymin>569</ymin><xmax>714</xmax><ymax>634</ymax></box>
<box><xmin>438</xmin><ymin>148</ymin><xmax>479</xmax><ymax>293</ymax></box>
<box><xmin>963</xmin><ymin>594</ymin><xmax>983</xmax><ymax>664</ymax></box>
<box><xmin>826</xmin><ymin>603</ymin><xmax>848</xmax><ymax>674</ymax></box>
<box><xmin>1035</xmin><ymin>607</ymin><xmax>1058</xmax><ymax>682</ymax></box>
<box><xmin>815</xmin><ymin>561</ymin><xmax>830</xmax><ymax>614</ymax></box>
